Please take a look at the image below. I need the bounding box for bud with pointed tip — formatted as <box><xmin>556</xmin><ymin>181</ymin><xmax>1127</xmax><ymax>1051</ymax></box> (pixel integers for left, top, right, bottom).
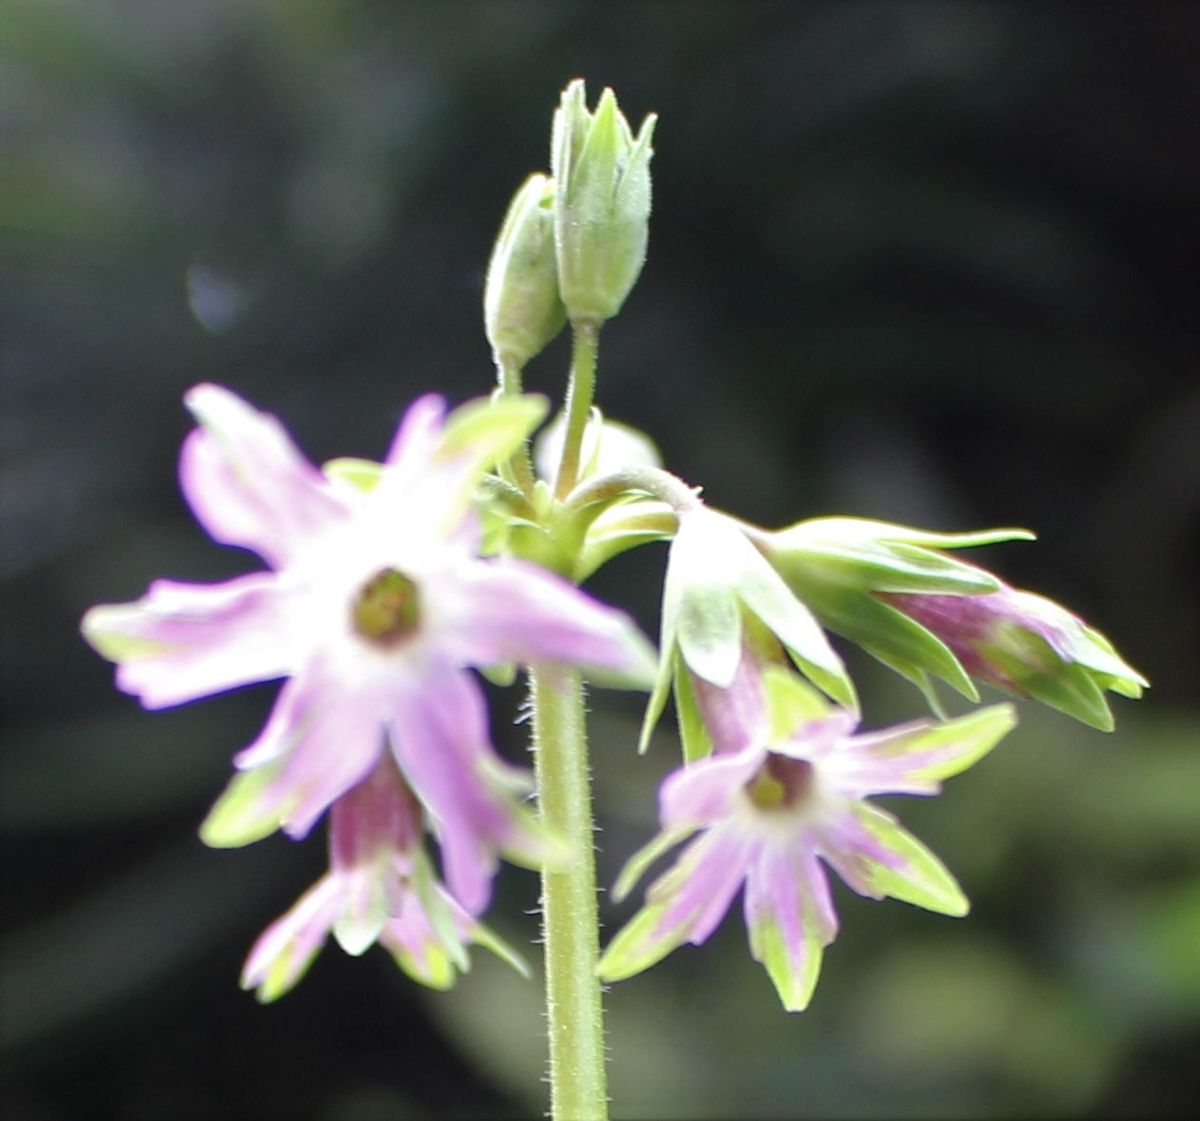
<box><xmin>551</xmin><ymin>79</ymin><xmax>656</xmax><ymax>323</ymax></box>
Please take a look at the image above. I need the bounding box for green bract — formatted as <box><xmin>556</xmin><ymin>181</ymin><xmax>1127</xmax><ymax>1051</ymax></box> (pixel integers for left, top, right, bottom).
<box><xmin>551</xmin><ymin>79</ymin><xmax>656</xmax><ymax>323</ymax></box>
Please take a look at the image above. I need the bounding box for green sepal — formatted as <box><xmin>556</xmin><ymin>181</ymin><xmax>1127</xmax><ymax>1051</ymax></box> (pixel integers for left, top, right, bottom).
<box><xmin>412</xmin><ymin>849</ymin><xmax>470</xmax><ymax>975</ymax></box>
<box><xmin>673</xmin><ymin>658</ymin><xmax>715</xmax><ymax>763</ymax></box>
<box><xmin>480</xmin><ymin>662</ymin><xmax>518</xmax><ymax>688</ymax></box>
<box><xmin>851</xmin><ymin>803</ymin><xmax>970</xmax><ymax>916</ymax></box>
<box><xmin>810</xmin><ymin>587</ymin><xmax>979</xmax><ymax>703</ymax></box>
<box><xmin>322</xmin><ymin>456</ymin><xmax>384</xmax><ymax>492</ymax></box>
<box><xmin>1071</xmin><ymin>622</ymin><xmax>1148</xmax><ymax>695</ymax></box>
<box><xmin>612</xmin><ymin>825</ymin><xmax>694</xmax><ymax>904</ymax></box>
<box><xmin>762</xmin><ymin>669</ymin><xmax>833</xmax><ymax>742</ymax></box>
<box><xmin>199</xmin><ymin>764</ymin><xmax>287</xmax><ymax>848</ymax></box>
<box><xmin>439</xmin><ymin>393</ymin><xmax>549</xmax><ymax>475</ymax></box>
<box><xmin>639</xmin><ymin>546</ymin><xmax>685</xmax><ymax>752</ymax></box>
<box><xmin>732</xmin><ymin>533</ymin><xmax>857</xmax><ymax>709</ymax></box>
<box><xmin>991</xmin><ymin>646</ymin><xmax>1115</xmax><ymax>731</ymax></box>
<box><xmin>384</xmin><ymin>851</ymin><xmax>528</xmax><ymax>993</ymax></box>
<box><xmin>676</xmin><ymin>579</ymin><xmax>742</xmax><ymax>689</ymax></box>
<box><xmin>471</xmin><ymin>921</ymin><xmax>532</xmax><ymax>980</ymax></box>
<box><xmin>388</xmin><ymin>936</ymin><xmax>457</xmax><ymax>992</ymax></box>
<box><xmin>638</xmin><ymin>651</ymin><xmax>675</xmax><ymax>754</ymax></box>
<box><xmin>768</xmin><ymin>518</ymin><xmax>1034</xmax><ymax>595</ymax></box>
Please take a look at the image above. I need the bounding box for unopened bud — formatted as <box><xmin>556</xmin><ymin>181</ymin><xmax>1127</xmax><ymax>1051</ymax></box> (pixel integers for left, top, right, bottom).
<box><xmin>551</xmin><ymin>79</ymin><xmax>656</xmax><ymax>323</ymax></box>
<box><xmin>484</xmin><ymin>173</ymin><xmax>566</xmax><ymax>368</ymax></box>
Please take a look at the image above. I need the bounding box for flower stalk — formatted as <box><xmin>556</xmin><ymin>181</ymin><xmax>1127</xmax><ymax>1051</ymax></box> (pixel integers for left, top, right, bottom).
<box><xmin>531</xmin><ymin>667</ymin><xmax>609</xmax><ymax>1121</ymax></box>
<box><xmin>555</xmin><ymin>318</ymin><xmax>601</xmax><ymax>499</ymax></box>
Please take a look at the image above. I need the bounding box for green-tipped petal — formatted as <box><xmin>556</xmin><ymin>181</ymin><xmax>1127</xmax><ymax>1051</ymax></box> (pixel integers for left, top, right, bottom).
<box><xmin>751</xmin><ymin>914</ymin><xmax>824</xmax><ymax>1013</ymax></box>
<box><xmin>322</xmin><ymin>457</ymin><xmax>385</xmax><ymax>492</ymax></box>
<box><xmin>200</xmin><ymin>764</ymin><xmax>289</xmax><ymax>848</ymax></box>
<box><xmin>597</xmin><ymin>899</ymin><xmax>682</xmax><ymax>983</ymax></box>
<box><xmin>612</xmin><ymin>825</ymin><xmax>695</xmax><ymax>904</ymax></box>
<box><xmin>866</xmin><ymin>703</ymin><xmax>1018</xmax><ymax>785</ymax></box>
<box><xmin>850</xmin><ymin>803</ymin><xmax>970</xmax><ymax>916</ymax></box>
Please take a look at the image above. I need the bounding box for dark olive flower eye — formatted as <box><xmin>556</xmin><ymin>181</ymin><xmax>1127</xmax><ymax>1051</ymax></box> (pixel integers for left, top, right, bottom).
<box><xmin>352</xmin><ymin>568</ymin><xmax>421</xmax><ymax>646</ymax></box>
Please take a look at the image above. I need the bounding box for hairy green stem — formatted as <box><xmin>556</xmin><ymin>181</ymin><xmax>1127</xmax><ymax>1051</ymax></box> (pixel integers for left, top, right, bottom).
<box><xmin>531</xmin><ymin>667</ymin><xmax>608</xmax><ymax>1121</ymax></box>
<box><xmin>496</xmin><ymin>353</ymin><xmax>537</xmax><ymax>495</ymax></box>
<box><xmin>554</xmin><ymin>319</ymin><xmax>600</xmax><ymax>499</ymax></box>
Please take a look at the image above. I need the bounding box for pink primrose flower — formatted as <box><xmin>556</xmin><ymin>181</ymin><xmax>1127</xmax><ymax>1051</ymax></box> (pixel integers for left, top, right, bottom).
<box><xmin>82</xmin><ymin>385</ymin><xmax>655</xmax><ymax>914</ymax></box>
<box><xmin>600</xmin><ymin>672</ymin><xmax>1016</xmax><ymax>1011</ymax></box>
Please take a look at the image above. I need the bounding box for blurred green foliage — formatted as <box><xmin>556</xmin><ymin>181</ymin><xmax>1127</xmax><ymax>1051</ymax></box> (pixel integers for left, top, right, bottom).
<box><xmin>2</xmin><ymin>1</ymin><xmax>1196</xmax><ymax>1118</ymax></box>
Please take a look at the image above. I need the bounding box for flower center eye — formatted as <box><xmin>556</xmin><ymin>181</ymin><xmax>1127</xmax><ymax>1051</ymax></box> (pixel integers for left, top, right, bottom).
<box><xmin>746</xmin><ymin>755</ymin><xmax>814</xmax><ymax>811</ymax></box>
<box><xmin>352</xmin><ymin>568</ymin><xmax>421</xmax><ymax>646</ymax></box>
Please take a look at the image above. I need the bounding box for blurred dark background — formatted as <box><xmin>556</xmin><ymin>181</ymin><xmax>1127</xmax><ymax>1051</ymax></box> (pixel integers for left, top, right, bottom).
<box><xmin>2</xmin><ymin>2</ymin><xmax>1197</xmax><ymax>1118</ymax></box>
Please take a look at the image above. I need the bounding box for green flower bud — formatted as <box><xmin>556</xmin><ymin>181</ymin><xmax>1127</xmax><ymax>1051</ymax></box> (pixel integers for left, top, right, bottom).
<box><xmin>551</xmin><ymin>79</ymin><xmax>656</xmax><ymax>323</ymax></box>
<box><xmin>484</xmin><ymin>173</ymin><xmax>566</xmax><ymax>368</ymax></box>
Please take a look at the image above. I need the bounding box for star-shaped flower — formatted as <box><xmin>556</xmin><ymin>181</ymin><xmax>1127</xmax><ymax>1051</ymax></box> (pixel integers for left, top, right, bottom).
<box><xmin>599</xmin><ymin>671</ymin><xmax>1016</xmax><ymax>1011</ymax></box>
<box><xmin>82</xmin><ymin>385</ymin><xmax>656</xmax><ymax>913</ymax></box>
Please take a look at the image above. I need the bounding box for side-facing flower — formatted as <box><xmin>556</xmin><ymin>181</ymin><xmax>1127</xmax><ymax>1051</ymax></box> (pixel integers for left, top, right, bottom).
<box><xmin>82</xmin><ymin>385</ymin><xmax>656</xmax><ymax>915</ymax></box>
<box><xmin>756</xmin><ymin>516</ymin><xmax>1146</xmax><ymax>729</ymax></box>
<box><xmin>639</xmin><ymin>506</ymin><xmax>856</xmax><ymax>754</ymax></box>
<box><xmin>599</xmin><ymin>670</ymin><xmax>1017</xmax><ymax>1011</ymax></box>
<box><xmin>241</xmin><ymin>756</ymin><xmax>527</xmax><ymax>1002</ymax></box>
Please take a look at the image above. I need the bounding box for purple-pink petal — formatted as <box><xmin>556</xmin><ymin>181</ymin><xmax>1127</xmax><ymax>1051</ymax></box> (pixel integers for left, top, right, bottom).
<box><xmin>180</xmin><ymin>384</ymin><xmax>348</xmax><ymax>568</ymax></box>
<box><xmin>659</xmin><ymin>745</ymin><xmax>765</xmax><ymax>829</ymax></box>
<box><xmin>827</xmin><ymin>722</ymin><xmax>956</xmax><ymax>797</ymax></box>
<box><xmin>328</xmin><ymin>757</ymin><xmax>423</xmax><ymax>872</ymax></box>
<box><xmin>813</xmin><ymin>801</ymin><xmax>907</xmax><ymax>900</ymax></box>
<box><xmin>240</xmin><ymin>874</ymin><xmax>341</xmax><ymax>990</ymax></box>
<box><xmin>230</xmin><ymin>661</ymin><xmax>385</xmax><ymax>839</ymax></box>
<box><xmin>650</xmin><ymin>824</ymin><xmax>755</xmax><ymax>946</ymax></box>
<box><xmin>688</xmin><ymin>647</ymin><xmax>771</xmax><ymax>754</ymax></box>
<box><xmin>382</xmin><ymin>394</ymin><xmax>447</xmax><ymax>476</ymax></box>
<box><xmin>438</xmin><ymin>557</ymin><xmax>651</xmax><ymax>675</ymax></box>
<box><xmin>97</xmin><ymin>574</ymin><xmax>295</xmax><ymax>710</ymax></box>
<box><xmin>739</xmin><ymin>844</ymin><xmax>825</xmax><ymax>960</ymax></box>
<box><xmin>745</xmin><ymin>844</ymin><xmax>838</xmax><ymax>960</ymax></box>
<box><xmin>276</xmin><ymin>693</ymin><xmax>386</xmax><ymax>840</ymax></box>
<box><xmin>387</xmin><ymin>666</ymin><xmax>537</xmax><ymax>914</ymax></box>
<box><xmin>771</xmin><ymin>711</ymin><xmax>858</xmax><ymax>763</ymax></box>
